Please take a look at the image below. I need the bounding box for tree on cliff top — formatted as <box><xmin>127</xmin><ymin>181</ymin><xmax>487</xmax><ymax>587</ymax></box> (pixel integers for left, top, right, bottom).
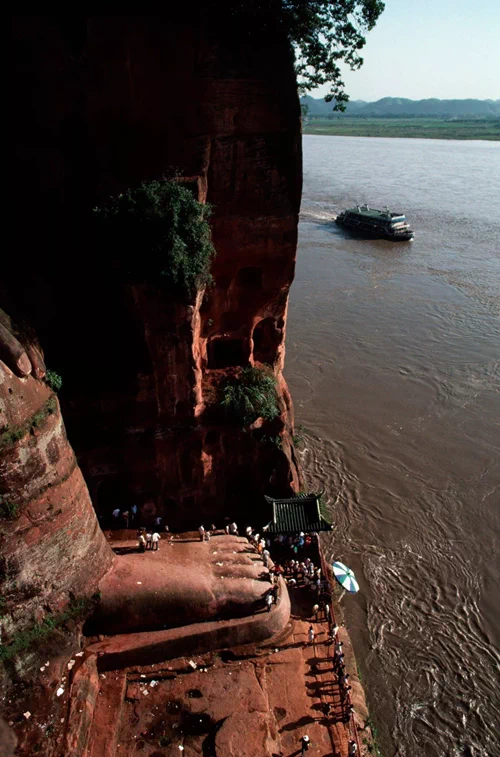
<box><xmin>231</xmin><ymin>0</ymin><xmax>385</xmax><ymax>110</ymax></box>
<box><xmin>93</xmin><ymin>180</ymin><xmax>215</xmax><ymax>297</ymax></box>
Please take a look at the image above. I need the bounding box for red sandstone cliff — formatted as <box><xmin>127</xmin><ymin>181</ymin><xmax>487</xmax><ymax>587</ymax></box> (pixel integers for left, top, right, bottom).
<box><xmin>6</xmin><ymin>13</ymin><xmax>303</xmax><ymax>529</ymax></box>
<box><xmin>1</xmin><ymin>13</ymin><xmax>306</xmax><ymax>753</ymax></box>
<box><xmin>0</xmin><ymin>318</ymin><xmax>112</xmax><ymax>686</ymax></box>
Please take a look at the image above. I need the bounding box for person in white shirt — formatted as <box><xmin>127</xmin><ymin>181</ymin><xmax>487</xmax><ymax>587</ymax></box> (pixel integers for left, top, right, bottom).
<box><xmin>138</xmin><ymin>533</ymin><xmax>146</xmax><ymax>553</ymax></box>
<box><xmin>146</xmin><ymin>532</ymin><xmax>152</xmax><ymax>550</ymax></box>
<box><xmin>199</xmin><ymin>525</ymin><xmax>205</xmax><ymax>541</ymax></box>
<box><xmin>152</xmin><ymin>532</ymin><xmax>160</xmax><ymax>551</ymax></box>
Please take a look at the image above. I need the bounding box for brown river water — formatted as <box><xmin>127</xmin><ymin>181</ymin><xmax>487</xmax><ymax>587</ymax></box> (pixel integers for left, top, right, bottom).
<box><xmin>285</xmin><ymin>136</ymin><xmax>500</xmax><ymax>757</ymax></box>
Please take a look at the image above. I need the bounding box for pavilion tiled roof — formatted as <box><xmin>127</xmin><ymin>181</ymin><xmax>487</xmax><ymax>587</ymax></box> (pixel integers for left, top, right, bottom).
<box><xmin>264</xmin><ymin>493</ymin><xmax>333</xmax><ymax>534</ymax></box>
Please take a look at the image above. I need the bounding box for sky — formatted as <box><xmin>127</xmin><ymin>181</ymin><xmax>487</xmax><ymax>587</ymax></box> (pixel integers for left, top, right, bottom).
<box><xmin>311</xmin><ymin>0</ymin><xmax>500</xmax><ymax>102</ymax></box>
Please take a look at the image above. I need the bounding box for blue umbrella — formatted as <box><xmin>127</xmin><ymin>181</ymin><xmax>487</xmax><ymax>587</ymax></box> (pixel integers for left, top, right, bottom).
<box><xmin>332</xmin><ymin>561</ymin><xmax>359</xmax><ymax>593</ymax></box>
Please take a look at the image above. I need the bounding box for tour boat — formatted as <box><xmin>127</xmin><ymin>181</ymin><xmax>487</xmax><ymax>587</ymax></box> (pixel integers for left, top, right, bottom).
<box><xmin>335</xmin><ymin>204</ymin><xmax>414</xmax><ymax>241</ymax></box>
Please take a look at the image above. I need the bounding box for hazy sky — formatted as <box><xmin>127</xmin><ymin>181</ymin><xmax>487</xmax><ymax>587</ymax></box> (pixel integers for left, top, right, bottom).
<box><xmin>311</xmin><ymin>0</ymin><xmax>500</xmax><ymax>101</ymax></box>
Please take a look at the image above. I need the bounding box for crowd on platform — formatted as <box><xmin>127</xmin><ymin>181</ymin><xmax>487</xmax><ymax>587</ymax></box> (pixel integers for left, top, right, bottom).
<box><xmin>107</xmin><ymin>514</ymin><xmax>360</xmax><ymax>754</ymax></box>
<box><xmin>241</xmin><ymin>524</ymin><xmax>360</xmax><ymax>756</ymax></box>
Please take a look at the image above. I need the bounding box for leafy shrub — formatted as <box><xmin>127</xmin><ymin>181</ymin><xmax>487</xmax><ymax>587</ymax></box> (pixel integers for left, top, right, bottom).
<box><xmin>0</xmin><ymin>594</ymin><xmax>100</xmax><ymax>661</ymax></box>
<box><xmin>93</xmin><ymin>179</ymin><xmax>215</xmax><ymax>296</ymax></box>
<box><xmin>260</xmin><ymin>434</ymin><xmax>283</xmax><ymax>450</ymax></box>
<box><xmin>45</xmin><ymin>370</ymin><xmax>63</xmax><ymax>392</ymax></box>
<box><xmin>0</xmin><ymin>396</ymin><xmax>57</xmax><ymax>452</ymax></box>
<box><xmin>0</xmin><ymin>496</ymin><xmax>19</xmax><ymax>520</ymax></box>
<box><xmin>292</xmin><ymin>423</ymin><xmax>306</xmax><ymax>447</ymax></box>
<box><xmin>220</xmin><ymin>367</ymin><xmax>280</xmax><ymax>426</ymax></box>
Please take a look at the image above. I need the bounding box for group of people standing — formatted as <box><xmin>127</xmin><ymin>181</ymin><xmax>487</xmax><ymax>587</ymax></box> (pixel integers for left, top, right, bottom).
<box><xmin>111</xmin><ymin>505</ymin><xmax>138</xmax><ymax>529</ymax></box>
<box><xmin>249</xmin><ymin>529</ymin><xmax>360</xmax><ymax>756</ymax></box>
<box><xmin>197</xmin><ymin>521</ymin><xmax>239</xmax><ymax>542</ymax></box>
<box><xmin>137</xmin><ymin>527</ymin><xmax>162</xmax><ymax>552</ymax></box>
<box><xmin>283</xmin><ymin>557</ymin><xmax>323</xmax><ymax>591</ymax></box>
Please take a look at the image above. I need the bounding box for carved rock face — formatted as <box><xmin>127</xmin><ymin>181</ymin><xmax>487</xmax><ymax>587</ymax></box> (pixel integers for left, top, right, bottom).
<box><xmin>0</xmin><ymin>355</ymin><xmax>113</xmax><ymax>656</ymax></box>
<box><xmin>7</xmin><ymin>15</ymin><xmax>302</xmax><ymax>527</ymax></box>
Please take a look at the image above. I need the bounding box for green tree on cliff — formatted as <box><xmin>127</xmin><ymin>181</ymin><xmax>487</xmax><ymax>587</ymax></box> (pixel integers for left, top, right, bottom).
<box><xmin>93</xmin><ymin>180</ymin><xmax>215</xmax><ymax>297</ymax></box>
<box><xmin>232</xmin><ymin>0</ymin><xmax>385</xmax><ymax>109</ymax></box>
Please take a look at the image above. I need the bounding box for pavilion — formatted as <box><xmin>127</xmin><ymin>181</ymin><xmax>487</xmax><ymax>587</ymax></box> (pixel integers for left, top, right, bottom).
<box><xmin>263</xmin><ymin>493</ymin><xmax>333</xmax><ymax>535</ymax></box>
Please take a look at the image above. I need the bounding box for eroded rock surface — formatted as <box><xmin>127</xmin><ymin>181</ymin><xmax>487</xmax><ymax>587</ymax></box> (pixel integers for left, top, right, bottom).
<box><xmin>7</xmin><ymin>13</ymin><xmax>303</xmax><ymax>528</ymax></box>
<box><xmin>0</xmin><ymin>324</ymin><xmax>112</xmax><ymax>682</ymax></box>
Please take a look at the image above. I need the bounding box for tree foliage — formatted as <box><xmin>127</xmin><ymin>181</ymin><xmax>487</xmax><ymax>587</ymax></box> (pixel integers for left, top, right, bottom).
<box><xmin>232</xmin><ymin>0</ymin><xmax>385</xmax><ymax>110</ymax></box>
<box><xmin>220</xmin><ymin>366</ymin><xmax>280</xmax><ymax>426</ymax></box>
<box><xmin>284</xmin><ymin>0</ymin><xmax>385</xmax><ymax>108</ymax></box>
<box><xmin>45</xmin><ymin>370</ymin><xmax>63</xmax><ymax>393</ymax></box>
<box><xmin>93</xmin><ymin>180</ymin><xmax>215</xmax><ymax>297</ymax></box>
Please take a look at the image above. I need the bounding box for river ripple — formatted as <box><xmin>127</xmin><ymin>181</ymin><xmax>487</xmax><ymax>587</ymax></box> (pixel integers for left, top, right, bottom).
<box><xmin>285</xmin><ymin>135</ymin><xmax>500</xmax><ymax>757</ymax></box>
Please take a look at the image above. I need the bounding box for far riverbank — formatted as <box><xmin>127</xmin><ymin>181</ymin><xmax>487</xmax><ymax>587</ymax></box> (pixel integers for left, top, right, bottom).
<box><xmin>303</xmin><ymin>116</ymin><xmax>500</xmax><ymax>140</ymax></box>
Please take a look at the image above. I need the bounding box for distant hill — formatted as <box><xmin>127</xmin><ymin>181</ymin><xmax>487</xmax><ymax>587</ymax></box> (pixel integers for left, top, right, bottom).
<box><xmin>301</xmin><ymin>96</ymin><xmax>500</xmax><ymax>118</ymax></box>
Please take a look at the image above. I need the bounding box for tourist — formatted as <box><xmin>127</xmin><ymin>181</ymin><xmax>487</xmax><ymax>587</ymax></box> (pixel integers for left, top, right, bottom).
<box><xmin>245</xmin><ymin>526</ymin><xmax>253</xmax><ymax>538</ymax></box>
<box><xmin>199</xmin><ymin>525</ymin><xmax>205</xmax><ymax>541</ymax></box>
<box><xmin>138</xmin><ymin>532</ymin><xmax>146</xmax><ymax>552</ymax></box>
<box><xmin>122</xmin><ymin>510</ymin><xmax>130</xmax><ymax>529</ymax></box>
<box><xmin>321</xmin><ymin>702</ymin><xmax>332</xmax><ymax>717</ymax></box>
<box><xmin>335</xmin><ymin>640</ymin><xmax>343</xmax><ymax>655</ymax></box>
<box><xmin>112</xmin><ymin>507</ymin><xmax>121</xmax><ymax>525</ymax></box>
<box><xmin>225</xmin><ymin>524</ymin><xmax>230</xmax><ymax>534</ymax></box>
<box><xmin>324</xmin><ymin>603</ymin><xmax>330</xmax><ymax>620</ymax></box>
<box><xmin>230</xmin><ymin>522</ymin><xmax>238</xmax><ymax>535</ymax></box>
<box><xmin>210</xmin><ymin>523</ymin><xmax>216</xmax><ymax>531</ymax></box>
<box><xmin>312</xmin><ymin>603</ymin><xmax>319</xmax><ymax>620</ymax></box>
<box><xmin>130</xmin><ymin>504</ymin><xmax>138</xmax><ymax>523</ymax></box>
<box><xmin>348</xmin><ymin>740</ymin><xmax>358</xmax><ymax>756</ymax></box>
<box><xmin>154</xmin><ymin>516</ymin><xmax>163</xmax><ymax>530</ymax></box>
<box><xmin>341</xmin><ymin>684</ymin><xmax>352</xmax><ymax>700</ymax></box>
<box><xmin>266</xmin><ymin>592</ymin><xmax>273</xmax><ymax>612</ymax></box>
<box><xmin>146</xmin><ymin>531</ymin><xmax>152</xmax><ymax>550</ymax></box>
<box><xmin>300</xmin><ymin>734</ymin><xmax>311</xmax><ymax>754</ymax></box>
<box><xmin>343</xmin><ymin>704</ymin><xmax>355</xmax><ymax>723</ymax></box>
<box><xmin>308</xmin><ymin>625</ymin><xmax>315</xmax><ymax>645</ymax></box>
<box><xmin>152</xmin><ymin>532</ymin><xmax>161</xmax><ymax>551</ymax></box>
<box><xmin>205</xmin><ymin>529</ymin><xmax>211</xmax><ymax>541</ymax></box>
<box><xmin>262</xmin><ymin>549</ymin><xmax>270</xmax><ymax>567</ymax></box>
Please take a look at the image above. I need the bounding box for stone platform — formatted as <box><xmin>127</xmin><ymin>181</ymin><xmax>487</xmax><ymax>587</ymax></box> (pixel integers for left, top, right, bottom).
<box><xmin>64</xmin><ymin>587</ymin><xmax>360</xmax><ymax>757</ymax></box>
